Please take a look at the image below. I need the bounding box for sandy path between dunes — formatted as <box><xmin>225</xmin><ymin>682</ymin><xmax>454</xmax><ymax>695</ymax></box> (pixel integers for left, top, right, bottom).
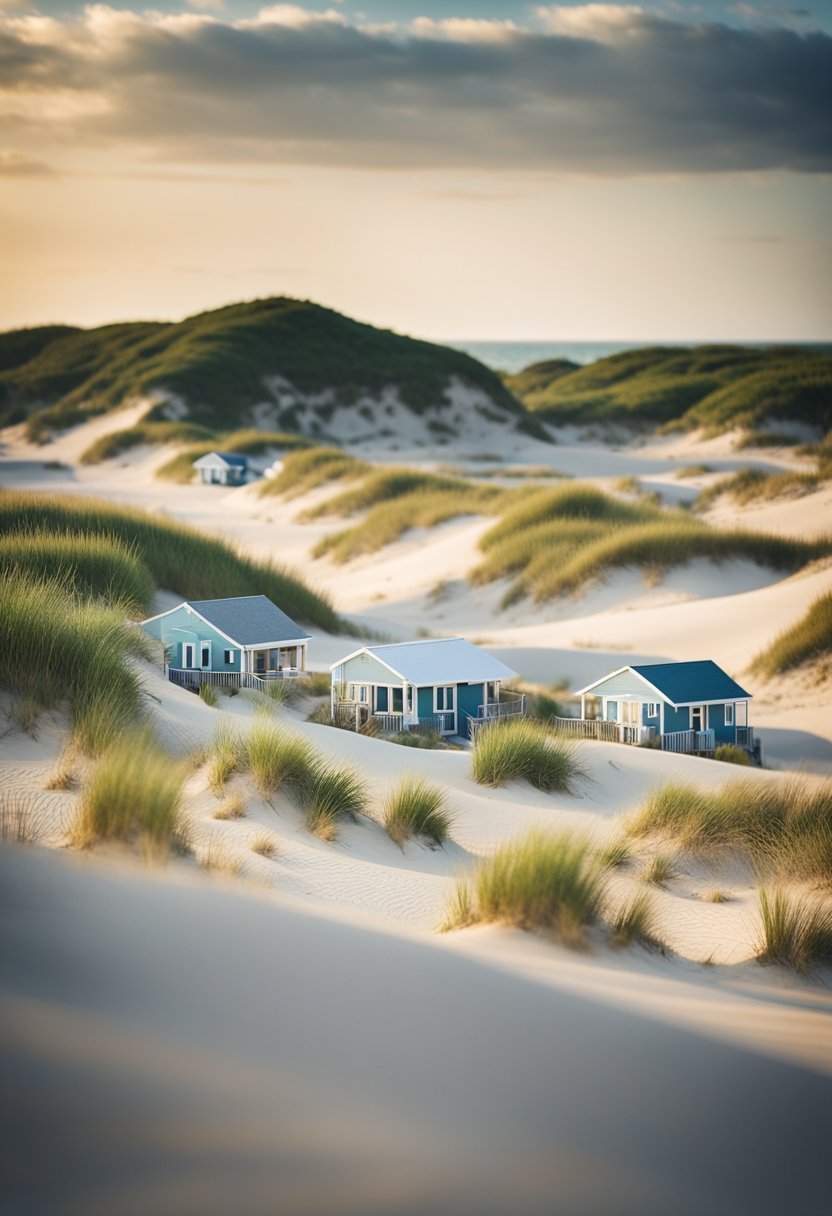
<box><xmin>1</xmin><ymin>845</ymin><xmax>830</xmax><ymax>1216</ymax></box>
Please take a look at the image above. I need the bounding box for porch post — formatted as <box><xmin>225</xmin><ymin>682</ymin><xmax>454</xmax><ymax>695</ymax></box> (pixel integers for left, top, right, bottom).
<box><xmin>402</xmin><ymin>680</ymin><xmax>410</xmax><ymax>728</ymax></box>
<box><xmin>330</xmin><ymin>675</ymin><xmax>335</xmax><ymax>723</ymax></box>
<box><xmin>581</xmin><ymin>694</ymin><xmax>586</xmax><ymax>721</ymax></box>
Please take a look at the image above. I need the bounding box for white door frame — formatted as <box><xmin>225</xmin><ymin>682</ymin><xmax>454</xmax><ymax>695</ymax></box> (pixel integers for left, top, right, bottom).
<box><xmin>690</xmin><ymin>705</ymin><xmax>707</xmax><ymax>732</ymax></box>
<box><xmin>182</xmin><ymin>642</ymin><xmax>196</xmax><ymax>669</ymax></box>
<box><xmin>199</xmin><ymin>640</ymin><xmax>212</xmax><ymax>670</ymax></box>
<box><xmin>433</xmin><ymin>685</ymin><xmax>457</xmax><ymax>734</ymax></box>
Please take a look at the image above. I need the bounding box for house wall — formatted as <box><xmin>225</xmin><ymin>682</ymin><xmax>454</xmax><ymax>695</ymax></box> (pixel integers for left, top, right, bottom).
<box><xmin>338</xmin><ymin>653</ymin><xmax>401</xmax><ymax>687</ymax></box>
<box><xmin>588</xmin><ymin>671</ymin><xmax>656</xmax><ymax>699</ymax></box>
<box><xmin>663</xmin><ymin>705</ymin><xmax>690</xmax><ymax>733</ymax></box>
<box><xmin>642</xmin><ymin>703</ymin><xmax>661</xmax><ymax>730</ymax></box>
<box><xmin>143</xmin><ymin>606</ymin><xmax>241</xmax><ymax>671</ymax></box>
<box><xmin>417</xmin><ymin>687</ymin><xmax>434</xmax><ymax>719</ymax></box>
<box><xmin>457</xmin><ymin>682</ymin><xmax>485</xmax><ymax>730</ymax></box>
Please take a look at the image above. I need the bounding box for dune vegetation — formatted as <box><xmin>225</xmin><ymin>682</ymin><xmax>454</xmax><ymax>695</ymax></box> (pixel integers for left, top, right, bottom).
<box><xmin>80</xmin><ymin>420</ymin><xmax>215</xmax><ymax>464</ymax></box>
<box><xmin>257</xmin><ymin>446</ymin><xmax>369</xmax><ymax>499</ymax></box>
<box><xmin>752</xmin><ymin>592</ymin><xmax>832</xmax><ymax>679</ymax></box>
<box><xmin>0</xmin><ymin>489</ymin><xmax>342</xmax><ymax>630</ymax></box>
<box><xmin>696</xmin><ymin>467</ymin><xmax>822</xmax><ymax>510</ymax></box>
<box><xmin>71</xmin><ymin>729</ymin><xmax>189</xmax><ymax>854</ymax></box>
<box><xmin>1</xmin><ymin>297</ymin><xmax>523</xmax><ymax>438</ymax></box>
<box><xmin>471</xmin><ymin>483</ymin><xmax>828</xmax><ymax>607</ymax></box>
<box><xmin>629</xmin><ymin>776</ymin><xmax>832</xmax><ymax>883</ymax></box>
<box><xmin>471</xmin><ymin>719</ymin><xmax>581</xmax><ymax>792</ymax></box>
<box><xmin>505</xmin><ymin>344</ymin><xmax>832</xmax><ymax>434</ymax></box>
<box><xmin>382</xmin><ymin>775</ymin><xmax>452</xmax><ymax>848</ymax></box>
<box><xmin>441</xmin><ymin>829</ymin><xmax>611</xmax><ymax>947</ymax></box>
<box><xmin>0</xmin><ymin>569</ymin><xmax>150</xmax><ymax>753</ymax></box>
<box><xmin>757</xmin><ymin>888</ymin><xmax>832</xmax><ymax>973</ymax></box>
<box><xmin>0</xmin><ymin>528</ymin><xmax>153</xmax><ymax>612</ymax></box>
<box><xmin>312</xmin><ymin>470</ymin><xmax>509</xmax><ymax>563</ymax></box>
<box><xmin>154</xmin><ymin>429</ymin><xmax>315</xmax><ymax>483</ymax></box>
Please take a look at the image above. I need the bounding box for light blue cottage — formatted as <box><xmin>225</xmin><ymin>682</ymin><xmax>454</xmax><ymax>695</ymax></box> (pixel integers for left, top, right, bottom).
<box><xmin>575</xmin><ymin>660</ymin><xmax>754</xmax><ymax>755</ymax></box>
<box><xmin>142</xmin><ymin>595</ymin><xmax>310</xmax><ymax>687</ymax></box>
<box><xmin>330</xmin><ymin>637</ymin><xmax>522</xmax><ymax>738</ymax></box>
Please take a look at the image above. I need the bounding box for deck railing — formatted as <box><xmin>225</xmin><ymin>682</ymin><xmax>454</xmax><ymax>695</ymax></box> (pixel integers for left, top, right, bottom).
<box><xmin>661</xmin><ymin>729</ymin><xmax>715</xmax><ymax>754</ymax></box>
<box><xmin>550</xmin><ymin>717</ymin><xmax>621</xmax><ymax>742</ymax></box>
<box><xmin>477</xmin><ymin>694</ymin><xmax>526</xmax><ymax>721</ymax></box>
<box><xmin>168</xmin><ymin>668</ymin><xmax>296</xmax><ymax>693</ymax></box>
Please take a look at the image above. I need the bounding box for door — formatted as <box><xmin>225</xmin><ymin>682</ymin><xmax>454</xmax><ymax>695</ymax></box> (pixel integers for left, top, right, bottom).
<box><xmin>621</xmin><ymin>701</ymin><xmax>639</xmax><ymax>725</ymax></box>
<box><xmin>690</xmin><ymin>706</ymin><xmax>706</xmax><ymax>732</ymax></box>
<box><xmin>434</xmin><ymin>686</ymin><xmax>456</xmax><ymax>734</ymax></box>
<box><xmin>199</xmin><ymin>641</ymin><xmax>212</xmax><ymax>670</ymax></box>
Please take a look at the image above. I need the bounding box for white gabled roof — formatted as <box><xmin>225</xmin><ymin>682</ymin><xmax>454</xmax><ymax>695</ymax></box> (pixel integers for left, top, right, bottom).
<box><xmin>331</xmin><ymin>637</ymin><xmax>517</xmax><ymax>686</ymax></box>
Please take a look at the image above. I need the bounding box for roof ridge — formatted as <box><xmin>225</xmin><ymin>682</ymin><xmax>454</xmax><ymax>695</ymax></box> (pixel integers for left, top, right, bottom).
<box><xmin>369</xmin><ymin>636</ymin><xmax>463</xmax><ymax>651</ymax></box>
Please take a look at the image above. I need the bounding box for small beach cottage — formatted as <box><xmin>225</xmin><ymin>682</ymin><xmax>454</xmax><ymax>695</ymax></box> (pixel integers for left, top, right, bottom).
<box><xmin>193</xmin><ymin>451</ymin><xmax>249</xmax><ymax>486</ymax></box>
<box><xmin>329</xmin><ymin>637</ymin><xmax>522</xmax><ymax>738</ymax></box>
<box><xmin>573</xmin><ymin>660</ymin><xmax>755</xmax><ymax>756</ymax></box>
<box><xmin>142</xmin><ymin>595</ymin><xmax>310</xmax><ymax>689</ymax></box>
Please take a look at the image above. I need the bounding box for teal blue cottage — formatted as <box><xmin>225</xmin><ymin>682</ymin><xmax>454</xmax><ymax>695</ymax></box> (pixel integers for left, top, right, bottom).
<box><xmin>330</xmin><ymin>637</ymin><xmax>522</xmax><ymax>738</ymax></box>
<box><xmin>142</xmin><ymin>595</ymin><xmax>310</xmax><ymax>689</ymax></box>
<box><xmin>574</xmin><ymin>660</ymin><xmax>755</xmax><ymax>756</ymax></box>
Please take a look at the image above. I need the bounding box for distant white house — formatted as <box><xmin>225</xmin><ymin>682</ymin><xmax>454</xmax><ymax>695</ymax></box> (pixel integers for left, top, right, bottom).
<box><xmin>193</xmin><ymin>451</ymin><xmax>249</xmax><ymax>486</ymax></box>
<box><xmin>329</xmin><ymin>637</ymin><xmax>522</xmax><ymax>737</ymax></box>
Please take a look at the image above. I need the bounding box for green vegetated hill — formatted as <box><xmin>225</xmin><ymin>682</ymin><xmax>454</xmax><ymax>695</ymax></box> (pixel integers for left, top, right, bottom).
<box><xmin>0</xmin><ymin>297</ymin><xmax>532</xmax><ymax>440</ymax></box>
<box><xmin>505</xmin><ymin>345</ymin><xmax>832</xmax><ymax>433</ymax></box>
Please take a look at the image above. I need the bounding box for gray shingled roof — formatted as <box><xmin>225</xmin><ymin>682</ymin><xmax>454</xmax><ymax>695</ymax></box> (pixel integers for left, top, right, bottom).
<box><xmin>187</xmin><ymin>596</ymin><xmax>310</xmax><ymax>645</ymax></box>
<box><xmin>360</xmin><ymin>638</ymin><xmax>516</xmax><ymax>685</ymax></box>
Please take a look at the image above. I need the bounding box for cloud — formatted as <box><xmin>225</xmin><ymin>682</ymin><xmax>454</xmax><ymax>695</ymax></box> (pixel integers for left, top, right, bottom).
<box><xmin>0</xmin><ymin>5</ymin><xmax>829</xmax><ymax>175</ymax></box>
<box><xmin>0</xmin><ymin>149</ymin><xmax>55</xmax><ymax>176</ymax></box>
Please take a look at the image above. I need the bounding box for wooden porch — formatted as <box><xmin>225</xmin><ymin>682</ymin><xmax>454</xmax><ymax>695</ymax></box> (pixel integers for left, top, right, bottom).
<box><xmin>168</xmin><ymin>668</ymin><xmax>300</xmax><ymax>692</ymax></box>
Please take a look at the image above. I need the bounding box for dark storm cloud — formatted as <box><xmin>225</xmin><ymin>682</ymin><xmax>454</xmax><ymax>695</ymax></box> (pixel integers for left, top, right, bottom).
<box><xmin>0</xmin><ymin>6</ymin><xmax>830</xmax><ymax>173</ymax></box>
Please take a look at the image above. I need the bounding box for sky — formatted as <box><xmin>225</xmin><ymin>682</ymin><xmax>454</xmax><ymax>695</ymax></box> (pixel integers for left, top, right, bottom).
<box><xmin>0</xmin><ymin>1</ymin><xmax>830</xmax><ymax>340</ymax></box>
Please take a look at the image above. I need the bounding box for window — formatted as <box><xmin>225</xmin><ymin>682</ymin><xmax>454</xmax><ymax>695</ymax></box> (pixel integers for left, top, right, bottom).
<box><xmin>183</xmin><ymin>643</ymin><xmax>195</xmax><ymax>669</ymax></box>
<box><xmin>435</xmin><ymin>686</ymin><xmax>455</xmax><ymax>712</ymax></box>
<box><xmin>358</xmin><ymin>685</ymin><xmax>368</xmax><ymax>704</ymax></box>
<box><xmin>725</xmin><ymin>704</ymin><xmax>734</xmax><ymax>726</ymax></box>
<box><xmin>647</xmin><ymin>703</ymin><xmax>658</xmax><ymax>718</ymax></box>
<box><xmin>486</xmin><ymin>682</ymin><xmax>497</xmax><ymax>703</ymax></box>
<box><xmin>223</xmin><ymin>649</ymin><xmax>235</xmax><ymax>665</ymax></box>
<box><xmin>200</xmin><ymin>644</ymin><xmax>211</xmax><ymax>668</ymax></box>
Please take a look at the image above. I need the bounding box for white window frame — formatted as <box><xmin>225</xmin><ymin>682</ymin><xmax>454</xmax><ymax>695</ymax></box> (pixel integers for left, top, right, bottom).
<box><xmin>223</xmin><ymin>649</ymin><xmax>235</xmax><ymax>665</ymax></box>
<box><xmin>199</xmin><ymin>641</ymin><xmax>212</xmax><ymax>670</ymax></box>
<box><xmin>647</xmin><ymin>702</ymin><xmax>658</xmax><ymax>718</ymax></box>
<box><xmin>182</xmin><ymin>642</ymin><xmax>195</xmax><ymax>669</ymax></box>
<box><xmin>690</xmin><ymin>705</ymin><xmax>707</xmax><ymax>732</ymax></box>
<box><xmin>434</xmin><ymin>685</ymin><xmax>455</xmax><ymax>713</ymax></box>
<box><xmin>724</xmin><ymin>704</ymin><xmax>734</xmax><ymax>726</ymax></box>
<box><xmin>358</xmin><ymin>685</ymin><xmax>368</xmax><ymax>704</ymax></box>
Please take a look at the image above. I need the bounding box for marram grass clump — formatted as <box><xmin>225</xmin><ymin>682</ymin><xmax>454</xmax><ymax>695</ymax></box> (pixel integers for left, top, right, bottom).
<box><xmin>299</xmin><ymin>761</ymin><xmax>368</xmax><ymax>842</ymax></box>
<box><xmin>382</xmin><ymin>775</ymin><xmax>452</xmax><ymax>848</ymax></box>
<box><xmin>757</xmin><ymin>888</ymin><xmax>832</xmax><ymax>973</ymax></box>
<box><xmin>71</xmin><ymin>730</ymin><xmax>189</xmax><ymax>856</ymax></box>
<box><xmin>442</xmin><ymin>830</ymin><xmax>604</xmax><ymax>945</ymax></box>
<box><xmin>472</xmin><ymin>718</ymin><xmax>581</xmax><ymax>793</ymax></box>
<box><xmin>629</xmin><ymin>775</ymin><xmax>832</xmax><ymax>882</ymax></box>
<box><xmin>244</xmin><ymin>714</ymin><xmax>318</xmax><ymax>798</ymax></box>
<box><xmin>751</xmin><ymin>591</ymin><xmax>832</xmax><ymax>679</ymax></box>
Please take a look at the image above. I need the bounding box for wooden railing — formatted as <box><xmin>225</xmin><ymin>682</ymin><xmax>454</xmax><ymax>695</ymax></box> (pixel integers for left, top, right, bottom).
<box><xmin>478</xmin><ymin>694</ymin><xmax>526</xmax><ymax>721</ymax></box>
<box><xmin>168</xmin><ymin>668</ymin><xmax>289</xmax><ymax>693</ymax></box>
<box><xmin>661</xmin><ymin>729</ymin><xmax>715</xmax><ymax>754</ymax></box>
<box><xmin>550</xmin><ymin>717</ymin><xmax>621</xmax><ymax>742</ymax></box>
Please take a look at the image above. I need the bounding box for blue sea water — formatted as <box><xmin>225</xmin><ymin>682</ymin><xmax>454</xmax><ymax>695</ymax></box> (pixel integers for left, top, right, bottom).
<box><xmin>448</xmin><ymin>340</ymin><xmax>830</xmax><ymax>374</ymax></box>
<box><xmin>447</xmin><ymin>340</ymin><xmax>661</xmax><ymax>373</ymax></box>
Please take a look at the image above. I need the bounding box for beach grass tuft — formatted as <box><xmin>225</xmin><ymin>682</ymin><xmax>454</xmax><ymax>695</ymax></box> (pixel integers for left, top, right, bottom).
<box><xmin>751</xmin><ymin>591</ymin><xmax>832</xmax><ymax>679</ymax></box>
<box><xmin>71</xmin><ymin>730</ymin><xmax>188</xmax><ymax>856</ymax></box>
<box><xmin>244</xmin><ymin>715</ymin><xmax>318</xmax><ymax>798</ymax></box>
<box><xmin>213</xmin><ymin>791</ymin><xmax>247</xmax><ymax>820</ymax></box>
<box><xmin>250</xmin><ymin>831</ymin><xmax>278</xmax><ymax>858</ymax></box>
<box><xmin>472</xmin><ymin>718</ymin><xmax>581</xmax><ymax>793</ymax></box>
<box><xmin>629</xmin><ymin>775</ymin><xmax>832</xmax><ymax>882</ymax></box>
<box><xmin>757</xmin><ymin>888</ymin><xmax>832</xmax><ymax>972</ymax></box>
<box><xmin>442</xmin><ymin>829</ymin><xmax>605</xmax><ymax>945</ymax></box>
<box><xmin>299</xmin><ymin>760</ymin><xmax>367</xmax><ymax>841</ymax></box>
<box><xmin>382</xmin><ymin>775</ymin><xmax>452</xmax><ymax>848</ymax></box>
<box><xmin>198</xmin><ymin>683</ymin><xmax>219</xmax><ymax>708</ymax></box>
<box><xmin>609</xmin><ymin>890</ymin><xmax>663</xmax><ymax>950</ymax></box>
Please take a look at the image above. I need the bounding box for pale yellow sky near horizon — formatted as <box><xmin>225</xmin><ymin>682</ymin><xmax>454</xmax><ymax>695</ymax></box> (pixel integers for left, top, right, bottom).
<box><xmin>2</xmin><ymin>163</ymin><xmax>829</xmax><ymax>340</ymax></box>
<box><xmin>1</xmin><ymin>4</ymin><xmax>830</xmax><ymax>341</ymax></box>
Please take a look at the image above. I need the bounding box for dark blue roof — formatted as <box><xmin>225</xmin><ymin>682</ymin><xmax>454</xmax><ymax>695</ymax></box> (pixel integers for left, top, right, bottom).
<box><xmin>187</xmin><ymin>596</ymin><xmax>310</xmax><ymax>645</ymax></box>
<box><xmin>214</xmin><ymin>452</ymin><xmax>248</xmax><ymax>468</ymax></box>
<box><xmin>631</xmin><ymin>661</ymin><xmax>751</xmax><ymax>705</ymax></box>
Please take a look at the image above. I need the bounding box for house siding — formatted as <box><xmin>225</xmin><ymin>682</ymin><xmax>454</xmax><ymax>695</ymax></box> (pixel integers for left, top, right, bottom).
<box><xmin>143</xmin><ymin>606</ymin><xmax>241</xmax><ymax>671</ymax></box>
<box><xmin>588</xmin><ymin>671</ymin><xmax>658</xmax><ymax>699</ymax></box>
<box><xmin>456</xmin><ymin>682</ymin><xmax>485</xmax><ymax>734</ymax></box>
<box><xmin>664</xmin><ymin>704</ymin><xmax>690</xmax><ymax>733</ymax></box>
<box><xmin>338</xmin><ymin>653</ymin><xmax>400</xmax><ymax>687</ymax></box>
<box><xmin>417</xmin><ymin>687</ymin><xmax>434</xmax><ymax>720</ymax></box>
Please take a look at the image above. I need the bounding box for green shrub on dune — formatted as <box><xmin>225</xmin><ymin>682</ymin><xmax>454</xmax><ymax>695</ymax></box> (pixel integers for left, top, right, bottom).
<box><xmin>472</xmin><ymin>719</ymin><xmax>581</xmax><ymax>792</ymax></box>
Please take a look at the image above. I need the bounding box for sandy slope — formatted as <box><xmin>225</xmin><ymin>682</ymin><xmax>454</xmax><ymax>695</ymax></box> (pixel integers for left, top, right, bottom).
<box><xmin>3</xmin><ymin>845</ymin><xmax>830</xmax><ymax>1216</ymax></box>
